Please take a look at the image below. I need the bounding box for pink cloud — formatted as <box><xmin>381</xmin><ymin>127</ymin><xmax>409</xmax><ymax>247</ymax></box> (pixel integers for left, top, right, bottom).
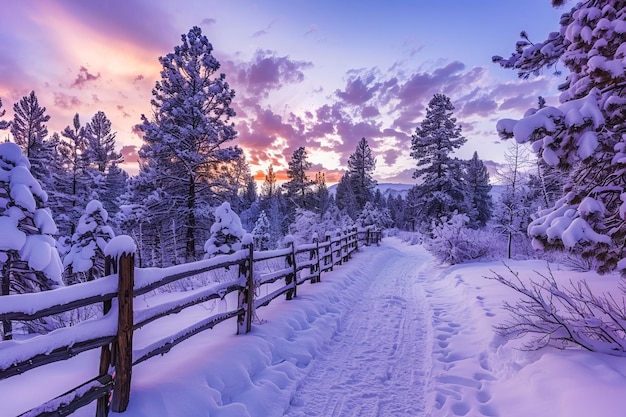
<box><xmin>120</xmin><ymin>145</ymin><xmax>138</xmax><ymax>164</ymax></box>
<box><xmin>53</xmin><ymin>92</ymin><xmax>81</xmax><ymax>109</ymax></box>
<box><xmin>71</xmin><ymin>66</ymin><xmax>101</xmax><ymax>89</ymax></box>
<box><xmin>234</xmin><ymin>50</ymin><xmax>313</xmax><ymax>98</ymax></box>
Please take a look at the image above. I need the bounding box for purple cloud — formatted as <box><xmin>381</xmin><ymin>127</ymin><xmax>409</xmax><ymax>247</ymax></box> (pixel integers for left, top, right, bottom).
<box><xmin>71</xmin><ymin>66</ymin><xmax>101</xmax><ymax>89</ymax></box>
<box><xmin>234</xmin><ymin>50</ymin><xmax>313</xmax><ymax>98</ymax></box>
<box><xmin>53</xmin><ymin>92</ymin><xmax>81</xmax><ymax>109</ymax></box>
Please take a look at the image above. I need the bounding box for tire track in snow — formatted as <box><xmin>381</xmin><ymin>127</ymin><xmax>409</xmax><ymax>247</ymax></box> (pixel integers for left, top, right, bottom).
<box><xmin>284</xmin><ymin>246</ymin><xmax>432</xmax><ymax>417</ymax></box>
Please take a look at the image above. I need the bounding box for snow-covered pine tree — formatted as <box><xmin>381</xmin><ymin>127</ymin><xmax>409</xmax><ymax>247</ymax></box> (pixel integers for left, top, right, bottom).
<box><xmin>0</xmin><ymin>142</ymin><xmax>63</xmax><ymax>337</ymax></box>
<box><xmin>283</xmin><ymin>146</ymin><xmax>315</xmax><ymax>210</ymax></box>
<box><xmin>347</xmin><ymin>137</ymin><xmax>377</xmax><ymax>212</ymax></box>
<box><xmin>312</xmin><ymin>172</ymin><xmax>330</xmax><ymax>215</ymax></box>
<box><xmin>410</xmin><ymin>94</ymin><xmax>469</xmax><ymax>232</ymax></box>
<box><xmin>57</xmin><ymin>113</ymin><xmax>91</xmax><ymax>240</ymax></box>
<box><xmin>252</xmin><ymin>210</ymin><xmax>271</xmax><ymax>250</ymax></box>
<box><xmin>494</xmin><ymin>1</ymin><xmax>626</xmax><ymax>273</ymax></box>
<box><xmin>204</xmin><ymin>202</ymin><xmax>244</xmax><ymax>258</ymax></box>
<box><xmin>63</xmin><ymin>200</ymin><xmax>115</xmax><ymax>284</ymax></box>
<box><xmin>10</xmin><ymin>91</ymin><xmax>55</xmax><ymax>192</ymax></box>
<box><xmin>139</xmin><ymin>26</ymin><xmax>239</xmax><ymax>262</ymax></box>
<box><xmin>85</xmin><ymin>111</ymin><xmax>122</xmax><ymax>173</ymax></box>
<box><xmin>0</xmin><ymin>98</ymin><xmax>10</xmax><ymax>131</ymax></box>
<box><xmin>335</xmin><ymin>171</ymin><xmax>359</xmax><ymax>220</ymax></box>
<box><xmin>464</xmin><ymin>151</ymin><xmax>493</xmax><ymax>228</ymax></box>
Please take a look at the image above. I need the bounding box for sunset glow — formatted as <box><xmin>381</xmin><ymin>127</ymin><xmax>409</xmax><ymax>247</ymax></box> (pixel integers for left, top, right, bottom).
<box><xmin>0</xmin><ymin>0</ymin><xmax>565</xmax><ymax>182</ymax></box>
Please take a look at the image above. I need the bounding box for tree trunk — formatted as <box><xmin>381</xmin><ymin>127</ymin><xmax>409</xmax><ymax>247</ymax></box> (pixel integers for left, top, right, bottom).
<box><xmin>1</xmin><ymin>261</ymin><xmax>11</xmax><ymax>340</ymax></box>
<box><xmin>186</xmin><ymin>177</ymin><xmax>196</xmax><ymax>261</ymax></box>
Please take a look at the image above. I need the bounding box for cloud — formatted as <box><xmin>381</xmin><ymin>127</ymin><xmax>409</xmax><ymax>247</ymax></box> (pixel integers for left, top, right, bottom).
<box><xmin>459</xmin><ymin>96</ymin><xmax>498</xmax><ymax>117</ymax></box>
<box><xmin>234</xmin><ymin>50</ymin><xmax>313</xmax><ymax>98</ymax></box>
<box><xmin>304</xmin><ymin>25</ymin><xmax>318</xmax><ymax>37</ymax></box>
<box><xmin>252</xmin><ymin>18</ymin><xmax>280</xmax><ymax>38</ymax></box>
<box><xmin>201</xmin><ymin>18</ymin><xmax>217</xmax><ymax>26</ymax></box>
<box><xmin>53</xmin><ymin>92</ymin><xmax>81</xmax><ymax>109</ymax></box>
<box><xmin>71</xmin><ymin>66</ymin><xmax>101</xmax><ymax>89</ymax></box>
<box><xmin>120</xmin><ymin>145</ymin><xmax>139</xmax><ymax>164</ymax></box>
<box><xmin>133</xmin><ymin>74</ymin><xmax>145</xmax><ymax>83</ymax></box>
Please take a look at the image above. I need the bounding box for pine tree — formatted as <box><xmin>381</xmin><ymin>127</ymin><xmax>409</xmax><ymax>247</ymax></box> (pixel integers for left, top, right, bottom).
<box><xmin>139</xmin><ymin>26</ymin><xmax>238</xmax><ymax>262</ymax></box>
<box><xmin>335</xmin><ymin>171</ymin><xmax>359</xmax><ymax>220</ymax></box>
<box><xmin>260</xmin><ymin>164</ymin><xmax>278</xmax><ymax>202</ymax></box>
<box><xmin>410</xmin><ymin>94</ymin><xmax>469</xmax><ymax>231</ymax></box>
<box><xmin>0</xmin><ymin>98</ymin><xmax>10</xmax><ymax>131</ymax></box>
<box><xmin>57</xmin><ymin>113</ymin><xmax>91</xmax><ymax>240</ymax></box>
<box><xmin>10</xmin><ymin>91</ymin><xmax>55</xmax><ymax>190</ymax></box>
<box><xmin>85</xmin><ymin>111</ymin><xmax>122</xmax><ymax>173</ymax></box>
<box><xmin>347</xmin><ymin>137</ymin><xmax>377</xmax><ymax>211</ymax></box>
<box><xmin>252</xmin><ymin>210</ymin><xmax>271</xmax><ymax>250</ymax></box>
<box><xmin>204</xmin><ymin>202</ymin><xmax>244</xmax><ymax>258</ymax></box>
<box><xmin>283</xmin><ymin>147</ymin><xmax>314</xmax><ymax>210</ymax></box>
<box><xmin>312</xmin><ymin>172</ymin><xmax>330</xmax><ymax>215</ymax></box>
<box><xmin>494</xmin><ymin>1</ymin><xmax>626</xmax><ymax>273</ymax></box>
<box><xmin>464</xmin><ymin>151</ymin><xmax>493</xmax><ymax>228</ymax></box>
<box><xmin>0</xmin><ymin>142</ymin><xmax>63</xmax><ymax>338</ymax></box>
<box><xmin>63</xmin><ymin>200</ymin><xmax>115</xmax><ymax>284</ymax></box>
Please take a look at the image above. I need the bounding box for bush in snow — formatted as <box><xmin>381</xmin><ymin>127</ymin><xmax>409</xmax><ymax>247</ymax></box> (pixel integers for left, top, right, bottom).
<box><xmin>425</xmin><ymin>213</ymin><xmax>495</xmax><ymax>265</ymax></box>
<box><xmin>356</xmin><ymin>201</ymin><xmax>392</xmax><ymax>228</ymax></box>
<box><xmin>204</xmin><ymin>202</ymin><xmax>244</xmax><ymax>259</ymax></box>
<box><xmin>0</xmin><ymin>142</ymin><xmax>63</xmax><ymax>293</ymax></box>
<box><xmin>63</xmin><ymin>199</ymin><xmax>115</xmax><ymax>284</ymax></box>
<box><xmin>0</xmin><ymin>142</ymin><xmax>64</xmax><ymax>337</ymax></box>
<box><xmin>488</xmin><ymin>264</ymin><xmax>626</xmax><ymax>356</ymax></box>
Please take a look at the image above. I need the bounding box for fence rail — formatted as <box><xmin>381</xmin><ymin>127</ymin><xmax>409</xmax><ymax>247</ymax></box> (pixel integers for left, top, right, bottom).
<box><xmin>0</xmin><ymin>226</ymin><xmax>381</xmax><ymax>416</ymax></box>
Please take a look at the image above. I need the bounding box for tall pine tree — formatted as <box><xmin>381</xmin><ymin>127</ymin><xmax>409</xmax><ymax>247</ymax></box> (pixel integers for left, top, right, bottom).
<box><xmin>347</xmin><ymin>137</ymin><xmax>377</xmax><ymax>211</ymax></box>
<box><xmin>138</xmin><ymin>26</ymin><xmax>238</xmax><ymax>262</ymax></box>
<box><xmin>464</xmin><ymin>151</ymin><xmax>492</xmax><ymax>228</ymax></box>
<box><xmin>410</xmin><ymin>94</ymin><xmax>468</xmax><ymax>231</ymax></box>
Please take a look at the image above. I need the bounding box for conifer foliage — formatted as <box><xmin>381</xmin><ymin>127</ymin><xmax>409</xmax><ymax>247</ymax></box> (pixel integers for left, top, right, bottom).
<box><xmin>494</xmin><ymin>0</ymin><xmax>626</xmax><ymax>273</ymax></box>
<box><xmin>409</xmin><ymin>93</ymin><xmax>469</xmax><ymax>231</ymax></box>
<box><xmin>63</xmin><ymin>200</ymin><xmax>115</xmax><ymax>284</ymax></box>
<box><xmin>204</xmin><ymin>202</ymin><xmax>245</xmax><ymax>259</ymax></box>
<box><xmin>0</xmin><ymin>142</ymin><xmax>63</xmax><ymax>295</ymax></box>
<box><xmin>138</xmin><ymin>26</ymin><xmax>238</xmax><ymax>262</ymax></box>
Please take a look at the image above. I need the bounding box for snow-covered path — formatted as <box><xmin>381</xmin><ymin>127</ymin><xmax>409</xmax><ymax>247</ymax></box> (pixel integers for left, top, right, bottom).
<box><xmin>4</xmin><ymin>238</ymin><xmax>626</xmax><ymax>417</ymax></box>
<box><xmin>286</xmin><ymin>247</ymin><xmax>432</xmax><ymax>416</ymax></box>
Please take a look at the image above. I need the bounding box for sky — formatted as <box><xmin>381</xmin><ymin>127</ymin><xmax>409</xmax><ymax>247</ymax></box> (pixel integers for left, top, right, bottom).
<box><xmin>0</xmin><ymin>0</ymin><xmax>568</xmax><ymax>183</ymax></box>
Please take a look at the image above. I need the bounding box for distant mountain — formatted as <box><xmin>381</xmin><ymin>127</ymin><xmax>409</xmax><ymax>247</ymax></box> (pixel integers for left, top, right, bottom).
<box><xmin>328</xmin><ymin>182</ymin><xmax>505</xmax><ymax>201</ymax></box>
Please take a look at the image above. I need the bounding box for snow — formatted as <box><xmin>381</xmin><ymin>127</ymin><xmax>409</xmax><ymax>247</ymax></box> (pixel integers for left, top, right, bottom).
<box><xmin>2</xmin><ymin>238</ymin><xmax>626</xmax><ymax>417</ymax></box>
<box><xmin>104</xmin><ymin>235</ymin><xmax>137</xmax><ymax>258</ymax></box>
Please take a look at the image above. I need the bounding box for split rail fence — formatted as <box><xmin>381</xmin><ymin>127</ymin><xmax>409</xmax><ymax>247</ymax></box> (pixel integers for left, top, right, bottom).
<box><xmin>0</xmin><ymin>227</ymin><xmax>381</xmax><ymax>416</ymax></box>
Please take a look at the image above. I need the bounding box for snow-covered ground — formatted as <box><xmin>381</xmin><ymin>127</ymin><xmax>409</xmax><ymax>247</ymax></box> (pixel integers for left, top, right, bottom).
<box><xmin>2</xmin><ymin>237</ymin><xmax>626</xmax><ymax>416</ymax></box>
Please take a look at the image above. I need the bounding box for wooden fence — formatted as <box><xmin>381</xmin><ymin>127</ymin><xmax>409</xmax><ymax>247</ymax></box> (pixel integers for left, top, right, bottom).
<box><xmin>0</xmin><ymin>227</ymin><xmax>381</xmax><ymax>416</ymax></box>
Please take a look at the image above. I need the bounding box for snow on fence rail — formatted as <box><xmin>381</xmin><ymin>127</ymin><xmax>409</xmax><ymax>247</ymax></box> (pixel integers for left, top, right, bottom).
<box><xmin>0</xmin><ymin>226</ymin><xmax>381</xmax><ymax>417</ymax></box>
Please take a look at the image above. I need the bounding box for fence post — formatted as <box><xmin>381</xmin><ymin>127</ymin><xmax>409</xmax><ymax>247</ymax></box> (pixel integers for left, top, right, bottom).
<box><xmin>324</xmin><ymin>233</ymin><xmax>332</xmax><ymax>272</ymax></box>
<box><xmin>237</xmin><ymin>242</ymin><xmax>254</xmax><ymax>335</ymax></box>
<box><xmin>107</xmin><ymin>236</ymin><xmax>136</xmax><ymax>414</ymax></box>
<box><xmin>285</xmin><ymin>241</ymin><xmax>297</xmax><ymax>300</ymax></box>
<box><xmin>96</xmin><ymin>257</ymin><xmax>115</xmax><ymax>417</ymax></box>
<box><xmin>1</xmin><ymin>268</ymin><xmax>11</xmax><ymax>341</ymax></box>
<box><xmin>335</xmin><ymin>231</ymin><xmax>342</xmax><ymax>266</ymax></box>
<box><xmin>310</xmin><ymin>235</ymin><xmax>319</xmax><ymax>283</ymax></box>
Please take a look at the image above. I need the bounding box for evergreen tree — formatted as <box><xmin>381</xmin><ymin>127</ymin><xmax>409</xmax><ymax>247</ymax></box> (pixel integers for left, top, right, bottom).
<box><xmin>63</xmin><ymin>200</ymin><xmax>115</xmax><ymax>284</ymax></box>
<box><xmin>335</xmin><ymin>171</ymin><xmax>359</xmax><ymax>220</ymax></box>
<box><xmin>85</xmin><ymin>111</ymin><xmax>122</xmax><ymax>173</ymax></box>
<box><xmin>494</xmin><ymin>1</ymin><xmax>626</xmax><ymax>273</ymax></box>
<box><xmin>57</xmin><ymin>113</ymin><xmax>91</xmax><ymax>240</ymax></box>
<box><xmin>260</xmin><ymin>164</ymin><xmax>278</xmax><ymax>202</ymax></box>
<box><xmin>101</xmin><ymin>161</ymin><xmax>128</xmax><ymax>219</ymax></box>
<box><xmin>347</xmin><ymin>137</ymin><xmax>377</xmax><ymax>211</ymax></box>
<box><xmin>283</xmin><ymin>146</ymin><xmax>314</xmax><ymax>210</ymax></box>
<box><xmin>10</xmin><ymin>91</ymin><xmax>54</xmax><ymax>189</ymax></box>
<box><xmin>464</xmin><ymin>151</ymin><xmax>493</xmax><ymax>228</ymax></box>
<box><xmin>139</xmin><ymin>26</ymin><xmax>238</xmax><ymax>262</ymax></box>
<box><xmin>0</xmin><ymin>143</ymin><xmax>63</xmax><ymax>294</ymax></box>
<box><xmin>312</xmin><ymin>172</ymin><xmax>330</xmax><ymax>215</ymax></box>
<box><xmin>204</xmin><ymin>202</ymin><xmax>244</xmax><ymax>259</ymax></box>
<box><xmin>0</xmin><ymin>98</ymin><xmax>10</xmax><ymax>131</ymax></box>
<box><xmin>410</xmin><ymin>94</ymin><xmax>469</xmax><ymax>231</ymax></box>
<box><xmin>252</xmin><ymin>210</ymin><xmax>271</xmax><ymax>250</ymax></box>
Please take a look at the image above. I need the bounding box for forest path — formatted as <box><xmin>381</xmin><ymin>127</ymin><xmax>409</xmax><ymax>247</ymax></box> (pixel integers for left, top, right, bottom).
<box><xmin>284</xmin><ymin>244</ymin><xmax>434</xmax><ymax>417</ymax></box>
